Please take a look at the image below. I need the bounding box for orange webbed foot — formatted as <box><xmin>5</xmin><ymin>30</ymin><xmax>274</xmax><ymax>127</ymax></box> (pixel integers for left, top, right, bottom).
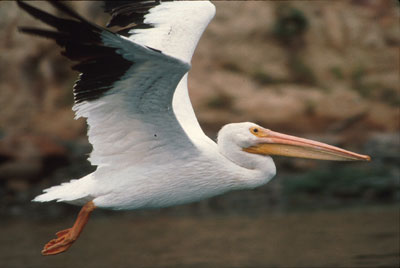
<box><xmin>41</xmin><ymin>201</ymin><xmax>96</xmax><ymax>256</ymax></box>
<box><xmin>42</xmin><ymin>228</ymin><xmax>76</xmax><ymax>255</ymax></box>
<box><xmin>56</xmin><ymin>228</ymin><xmax>72</xmax><ymax>238</ymax></box>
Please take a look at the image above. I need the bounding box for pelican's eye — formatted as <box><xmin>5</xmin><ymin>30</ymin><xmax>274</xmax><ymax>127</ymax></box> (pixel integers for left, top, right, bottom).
<box><xmin>250</xmin><ymin>127</ymin><xmax>260</xmax><ymax>136</ymax></box>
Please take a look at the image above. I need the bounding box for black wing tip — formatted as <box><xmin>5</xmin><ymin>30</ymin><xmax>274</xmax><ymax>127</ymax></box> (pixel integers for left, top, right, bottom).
<box><xmin>17</xmin><ymin>0</ymin><xmax>134</xmax><ymax>105</ymax></box>
<box><xmin>18</xmin><ymin>0</ymin><xmax>88</xmax><ymax>24</ymax></box>
<box><xmin>102</xmin><ymin>0</ymin><xmax>164</xmax><ymax>30</ymax></box>
<box><xmin>16</xmin><ymin>0</ymin><xmax>25</xmax><ymax>8</ymax></box>
<box><xmin>16</xmin><ymin>0</ymin><xmax>39</xmax><ymax>16</ymax></box>
<box><xmin>17</xmin><ymin>26</ymin><xmax>44</xmax><ymax>36</ymax></box>
<box><xmin>47</xmin><ymin>1</ymin><xmax>87</xmax><ymax>23</ymax></box>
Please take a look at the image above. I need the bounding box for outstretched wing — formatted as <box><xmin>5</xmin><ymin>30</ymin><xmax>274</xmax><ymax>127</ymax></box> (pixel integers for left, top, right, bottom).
<box><xmin>17</xmin><ymin>1</ymin><xmax>215</xmax><ymax>167</ymax></box>
<box><xmin>103</xmin><ymin>0</ymin><xmax>216</xmax><ymax>141</ymax></box>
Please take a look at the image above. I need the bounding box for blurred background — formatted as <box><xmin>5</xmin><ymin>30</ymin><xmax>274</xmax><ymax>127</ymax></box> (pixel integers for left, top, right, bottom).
<box><xmin>0</xmin><ymin>1</ymin><xmax>399</xmax><ymax>267</ymax></box>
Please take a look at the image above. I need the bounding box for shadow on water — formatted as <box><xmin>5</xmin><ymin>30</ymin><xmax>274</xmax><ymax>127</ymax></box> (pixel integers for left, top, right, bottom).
<box><xmin>0</xmin><ymin>205</ymin><xmax>399</xmax><ymax>268</ymax></box>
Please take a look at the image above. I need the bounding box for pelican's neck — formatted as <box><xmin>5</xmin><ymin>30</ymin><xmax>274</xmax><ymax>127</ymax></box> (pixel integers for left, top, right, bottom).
<box><xmin>217</xmin><ymin>137</ymin><xmax>276</xmax><ymax>189</ymax></box>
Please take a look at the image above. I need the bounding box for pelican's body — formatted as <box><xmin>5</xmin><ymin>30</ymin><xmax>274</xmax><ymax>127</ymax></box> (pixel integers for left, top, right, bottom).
<box><xmin>40</xmin><ymin>122</ymin><xmax>276</xmax><ymax>210</ymax></box>
<box><xmin>18</xmin><ymin>0</ymin><xmax>370</xmax><ymax>255</ymax></box>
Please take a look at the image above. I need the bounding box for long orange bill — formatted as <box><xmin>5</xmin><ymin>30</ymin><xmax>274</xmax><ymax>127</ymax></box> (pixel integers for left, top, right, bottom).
<box><xmin>244</xmin><ymin>128</ymin><xmax>371</xmax><ymax>161</ymax></box>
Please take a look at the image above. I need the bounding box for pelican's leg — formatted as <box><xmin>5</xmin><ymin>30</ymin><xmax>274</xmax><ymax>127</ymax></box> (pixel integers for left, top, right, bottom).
<box><xmin>41</xmin><ymin>201</ymin><xmax>96</xmax><ymax>256</ymax></box>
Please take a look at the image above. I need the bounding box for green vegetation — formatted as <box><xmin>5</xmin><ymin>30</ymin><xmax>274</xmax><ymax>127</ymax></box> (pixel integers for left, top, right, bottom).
<box><xmin>304</xmin><ymin>99</ymin><xmax>317</xmax><ymax>116</ymax></box>
<box><xmin>220</xmin><ymin>61</ymin><xmax>243</xmax><ymax>74</ymax></box>
<box><xmin>349</xmin><ymin>64</ymin><xmax>399</xmax><ymax>105</ymax></box>
<box><xmin>350</xmin><ymin>65</ymin><xmax>372</xmax><ymax>97</ymax></box>
<box><xmin>290</xmin><ymin>56</ymin><xmax>317</xmax><ymax>85</ymax></box>
<box><xmin>206</xmin><ymin>90</ymin><xmax>234</xmax><ymax>110</ymax></box>
<box><xmin>273</xmin><ymin>5</ymin><xmax>308</xmax><ymax>45</ymax></box>
<box><xmin>251</xmin><ymin>69</ymin><xmax>285</xmax><ymax>86</ymax></box>
<box><xmin>378</xmin><ymin>87</ymin><xmax>400</xmax><ymax>106</ymax></box>
<box><xmin>250</xmin><ymin>58</ymin><xmax>317</xmax><ymax>87</ymax></box>
<box><xmin>271</xmin><ymin>5</ymin><xmax>317</xmax><ymax>86</ymax></box>
<box><xmin>330</xmin><ymin>66</ymin><xmax>344</xmax><ymax>80</ymax></box>
<box><xmin>281</xmin><ymin>164</ymin><xmax>399</xmax><ymax>209</ymax></box>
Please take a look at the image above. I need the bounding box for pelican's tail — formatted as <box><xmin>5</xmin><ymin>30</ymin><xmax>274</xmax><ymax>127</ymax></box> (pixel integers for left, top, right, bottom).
<box><xmin>33</xmin><ymin>174</ymin><xmax>95</xmax><ymax>205</ymax></box>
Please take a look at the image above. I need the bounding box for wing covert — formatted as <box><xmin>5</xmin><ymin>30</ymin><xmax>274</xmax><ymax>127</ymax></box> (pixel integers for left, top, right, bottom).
<box><xmin>103</xmin><ymin>0</ymin><xmax>216</xmax><ymax>63</ymax></box>
<box><xmin>102</xmin><ymin>1</ymin><xmax>216</xmax><ymax>142</ymax></box>
<box><xmin>17</xmin><ymin>1</ymin><xmax>201</xmax><ymax>167</ymax></box>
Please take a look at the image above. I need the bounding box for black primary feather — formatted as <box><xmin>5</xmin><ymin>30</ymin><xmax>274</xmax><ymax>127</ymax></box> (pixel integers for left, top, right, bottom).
<box><xmin>103</xmin><ymin>0</ymin><xmax>172</xmax><ymax>37</ymax></box>
<box><xmin>17</xmin><ymin>0</ymin><xmax>133</xmax><ymax>104</ymax></box>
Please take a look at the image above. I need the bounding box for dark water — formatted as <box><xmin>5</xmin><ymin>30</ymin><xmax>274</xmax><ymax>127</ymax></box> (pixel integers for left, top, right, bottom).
<box><xmin>0</xmin><ymin>206</ymin><xmax>399</xmax><ymax>268</ymax></box>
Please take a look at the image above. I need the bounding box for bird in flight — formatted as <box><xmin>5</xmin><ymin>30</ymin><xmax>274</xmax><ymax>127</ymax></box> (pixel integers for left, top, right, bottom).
<box><xmin>17</xmin><ymin>0</ymin><xmax>370</xmax><ymax>256</ymax></box>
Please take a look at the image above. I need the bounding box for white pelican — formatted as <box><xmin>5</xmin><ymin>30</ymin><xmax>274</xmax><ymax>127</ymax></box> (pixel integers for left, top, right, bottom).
<box><xmin>17</xmin><ymin>0</ymin><xmax>370</xmax><ymax>256</ymax></box>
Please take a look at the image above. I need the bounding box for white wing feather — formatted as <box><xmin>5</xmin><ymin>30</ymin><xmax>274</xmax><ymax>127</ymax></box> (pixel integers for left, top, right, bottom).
<box><xmin>129</xmin><ymin>1</ymin><xmax>216</xmax><ymax>63</ymax></box>
<box><xmin>74</xmin><ymin>32</ymin><xmax>191</xmax><ymax>166</ymax></box>
<box><xmin>19</xmin><ymin>0</ymin><xmax>218</xmax><ymax>204</ymax></box>
<box><xmin>128</xmin><ymin>1</ymin><xmax>216</xmax><ymax>142</ymax></box>
<box><xmin>74</xmin><ymin>1</ymin><xmax>216</xmax><ymax>167</ymax></box>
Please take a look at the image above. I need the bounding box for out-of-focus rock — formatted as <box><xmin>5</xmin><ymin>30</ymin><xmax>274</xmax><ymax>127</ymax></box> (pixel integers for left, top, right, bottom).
<box><xmin>0</xmin><ymin>160</ymin><xmax>42</xmax><ymax>181</ymax></box>
<box><xmin>2</xmin><ymin>1</ymin><xmax>398</xmax><ymax>141</ymax></box>
<box><xmin>7</xmin><ymin>178</ymin><xmax>30</xmax><ymax>192</ymax></box>
<box><xmin>27</xmin><ymin>135</ymin><xmax>67</xmax><ymax>157</ymax></box>
<box><xmin>0</xmin><ymin>134</ymin><xmax>68</xmax><ymax>182</ymax></box>
<box><xmin>323</xmin><ymin>5</ymin><xmax>345</xmax><ymax>50</ymax></box>
<box><xmin>0</xmin><ymin>1</ymin><xmax>399</xmax><ymax>217</ymax></box>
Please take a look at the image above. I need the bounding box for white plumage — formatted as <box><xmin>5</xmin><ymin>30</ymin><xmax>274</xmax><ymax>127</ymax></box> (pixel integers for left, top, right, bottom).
<box><xmin>27</xmin><ymin>0</ymin><xmax>267</xmax><ymax>210</ymax></box>
<box><xmin>18</xmin><ymin>0</ymin><xmax>369</xmax><ymax>255</ymax></box>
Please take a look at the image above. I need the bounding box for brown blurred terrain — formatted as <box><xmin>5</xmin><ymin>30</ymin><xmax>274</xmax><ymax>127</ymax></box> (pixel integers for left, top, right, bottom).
<box><xmin>1</xmin><ymin>0</ymin><xmax>398</xmax><ymax>214</ymax></box>
<box><xmin>0</xmin><ymin>1</ymin><xmax>399</xmax><ymax>267</ymax></box>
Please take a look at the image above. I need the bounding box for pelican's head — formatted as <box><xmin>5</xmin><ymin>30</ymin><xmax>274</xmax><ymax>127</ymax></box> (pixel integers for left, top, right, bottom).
<box><xmin>218</xmin><ymin>122</ymin><xmax>370</xmax><ymax>169</ymax></box>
